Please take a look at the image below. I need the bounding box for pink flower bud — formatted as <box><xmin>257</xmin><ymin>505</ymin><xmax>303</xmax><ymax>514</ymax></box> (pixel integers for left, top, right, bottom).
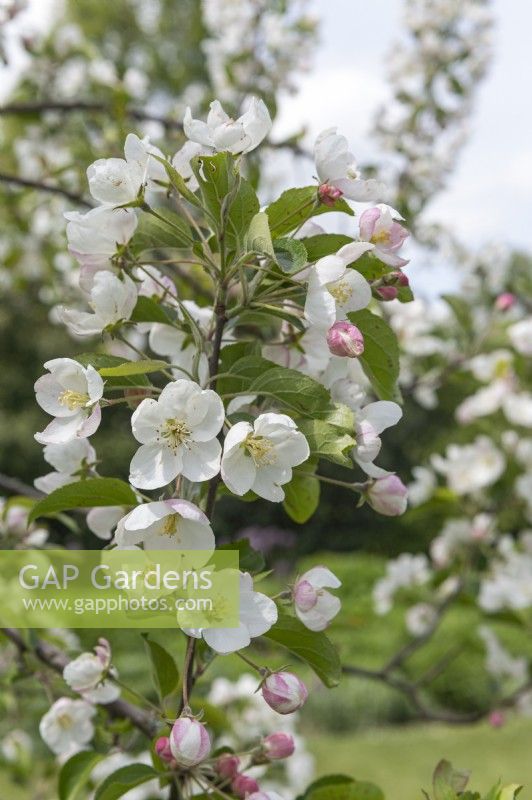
<box><xmin>263</xmin><ymin>732</ymin><xmax>295</xmax><ymax>760</ymax></box>
<box><xmin>495</xmin><ymin>293</ymin><xmax>516</xmax><ymax>311</ymax></box>
<box><xmin>376</xmin><ymin>286</ymin><xmax>398</xmax><ymax>301</ymax></box>
<box><xmin>366</xmin><ymin>475</ymin><xmax>408</xmax><ymax>516</ymax></box>
<box><xmin>262</xmin><ymin>671</ymin><xmax>308</xmax><ymax>715</ymax></box>
<box><xmin>389</xmin><ymin>270</ymin><xmax>409</xmax><ymax>287</ymax></box>
<box><xmin>232</xmin><ymin>773</ymin><xmax>260</xmax><ymax>798</ymax></box>
<box><xmin>318</xmin><ymin>183</ymin><xmax>343</xmax><ymax>206</ymax></box>
<box><xmin>155</xmin><ymin>736</ymin><xmax>174</xmax><ymax>764</ymax></box>
<box><xmin>169</xmin><ymin>716</ymin><xmax>211</xmax><ymax>767</ymax></box>
<box><xmin>326</xmin><ymin>321</ymin><xmax>365</xmax><ymax>358</ymax></box>
<box><xmin>216</xmin><ymin>753</ymin><xmax>241</xmax><ymax>779</ymax></box>
<box><xmin>293</xmin><ymin>579</ymin><xmax>318</xmax><ymax>612</ymax></box>
<box><xmin>489</xmin><ymin>710</ymin><xmax>505</xmax><ymax>728</ymax></box>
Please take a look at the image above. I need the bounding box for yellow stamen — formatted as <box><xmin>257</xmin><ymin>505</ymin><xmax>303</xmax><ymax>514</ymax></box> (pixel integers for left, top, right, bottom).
<box><xmin>58</xmin><ymin>389</ymin><xmax>90</xmax><ymax>410</ymax></box>
<box><xmin>245</xmin><ymin>434</ymin><xmax>276</xmax><ymax>466</ymax></box>
<box><xmin>328</xmin><ymin>280</ymin><xmax>353</xmax><ymax>306</ymax></box>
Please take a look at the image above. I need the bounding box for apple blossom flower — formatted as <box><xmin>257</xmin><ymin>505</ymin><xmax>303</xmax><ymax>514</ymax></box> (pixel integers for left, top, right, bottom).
<box><xmin>431</xmin><ymin>436</ymin><xmax>505</xmax><ymax>495</ymax></box>
<box><xmin>221</xmin><ymin>413</ymin><xmax>310</xmax><ymax>502</ymax></box>
<box><xmin>262</xmin><ymin>672</ymin><xmax>308</xmax><ymax>715</ymax></box>
<box><xmin>366</xmin><ymin>474</ymin><xmax>408</xmax><ymax>516</ymax></box>
<box><xmin>34</xmin><ymin>358</ymin><xmax>104</xmax><ymax>444</ymax></box>
<box><xmin>293</xmin><ymin>566</ymin><xmax>341</xmax><ymax>632</ymax></box>
<box><xmin>405</xmin><ymin>603</ymin><xmax>437</xmax><ymax>637</ymax></box>
<box><xmin>373</xmin><ymin>554</ymin><xmax>431</xmax><ymax>615</ymax></box>
<box><xmin>34</xmin><ymin>438</ymin><xmax>96</xmax><ymax>493</ymax></box>
<box><xmin>65</xmin><ymin>206</ymin><xmax>138</xmax><ymax>291</ymax></box>
<box><xmin>353</xmin><ymin>401</ymin><xmax>403</xmax><ymax>478</ymax></box>
<box><xmin>375</xmin><ymin>286</ymin><xmax>398</xmax><ymax>301</ymax></box>
<box><xmin>216</xmin><ymin>753</ymin><xmax>240</xmax><ymax>779</ymax></box>
<box><xmin>508</xmin><ymin>318</ymin><xmax>532</xmax><ymax>356</ymax></box>
<box><xmin>0</xmin><ymin>501</ymin><xmax>48</xmax><ymax>547</ymax></box>
<box><xmin>326</xmin><ymin>321</ymin><xmax>365</xmax><ymax>358</ymax></box>
<box><xmin>155</xmin><ymin>736</ymin><xmax>175</xmax><ymax>764</ymax></box>
<box><xmin>184</xmin><ymin>97</ymin><xmax>272</xmax><ymax>154</ymax></box>
<box><xmin>304</xmin><ymin>243</ymin><xmax>374</xmax><ymax>330</ymax></box>
<box><xmin>63</xmin><ymin>638</ymin><xmax>120</xmax><ymax>704</ymax></box>
<box><xmin>0</xmin><ymin>730</ymin><xmax>32</xmax><ymax>764</ymax></box>
<box><xmin>185</xmin><ymin>572</ymin><xmax>277</xmax><ymax>654</ymax></box>
<box><xmin>359</xmin><ymin>205</ymin><xmax>409</xmax><ymax>268</ymax></box>
<box><xmin>169</xmin><ymin>716</ymin><xmax>211</xmax><ymax>767</ymax></box>
<box><xmin>87</xmin><ymin>133</ymin><xmax>165</xmax><ymax>205</ymax></box>
<box><xmin>149</xmin><ymin>320</ymin><xmax>209</xmax><ymax>383</ymax></box>
<box><xmin>39</xmin><ymin>697</ymin><xmax>96</xmax><ymax>755</ymax></box>
<box><xmin>430</xmin><ymin>516</ymin><xmax>495</xmax><ymax>568</ymax></box>
<box><xmin>479</xmin><ymin>536</ymin><xmax>532</xmax><ymax>612</ymax></box>
<box><xmin>262</xmin><ymin>732</ymin><xmax>295</xmax><ymax>760</ymax></box>
<box><xmin>61</xmin><ymin>271</ymin><xmax>137</xmax><ymax>337</ymax></box>
<box><xmin>135</xmin><ymin>265</ymin><xmax>177</xmax><ymax>302</ymax></box>
<box><xmin>172</xmin><ymin>140</ymin><xmax>211</xmax><ymax>192</ymax></box>
<box><xmin>129</xmin><ymin>379</ymin><xmax>224</xmax><ymax>489</ymax></box>
<box><xmin>86</xmin><ymin>506</ymin><xmax>125</xmax><ymax>540</ymax></box>
<box><xmin>314</xmin><ymin>128</ymin><xmax>385</xmax><ymax>202</ymax></box>
<box><xmin>232</xmin><ymin>773</ymin><xmax>260</xmax><ymax>797</ymax></box>
<box><xmin>478</xmin><ymin>626</ymin><xmax>528</xmax><ymax>684</ymax></box>
<box><xmin>114</xmin><ymin>499</ymin><xmax>215</xmax><ymax>553</ymax></box>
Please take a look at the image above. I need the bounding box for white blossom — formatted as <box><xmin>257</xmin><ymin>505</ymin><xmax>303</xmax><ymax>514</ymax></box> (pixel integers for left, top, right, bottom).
<box><xmin>508</xmin><ymin>318</ymin><xmax>532</xmax><ymax>356</ymax></box>
<box><xmin>39</xmin><ymin>698</ymin><xmax>96</xmax><ymax>755</ymax></box>
<box><xmin>353</xmin><ymin>401</ymin><xmax>402</xmax><ymax>478</ymax></box>
<box><xmin>129</xmin><ymin>379</ymin><xmax>224</xmax><ymax>489</ymax></box>
<box><xmin>87</xmin><ymin>506</ymin><xmax>124</xmax><ymax>540</ymax></box>
<box><xmin>314</xmin><ymin>128</ymin><xmax>385</xmax><ymax>201</ymax></box>
<box><xmin>61</xmin><ymin>271</ymin><xmax>137</xmax><ymax>337</ymax></box>
<box><xmin>185</xmin><ymin>572</ymin><xmax>277</xmax><ymax>654</ymax></box>
<box><xmin>221</xmin><ymin>413</ymin><xmax>309</xmax><ymax>502</ymax></box>
<box><xmin>114</xmin><ymin>499</ymin><xmax>214</xmax><ymax>553</ymax></box>
<box><xmin>407</xmin><ymin>466</ymin><xmax>436</xmax><ymax>507</ymax></box>
<box><xmin>373</xmin><ymin>554</ymin><xmax>431</xmax><ymax>615</ymax></box>
<box><xmin>34</xmin><ymin>439</ymin><xmax>96</xmax><ymax>494</ymax></box>
<box><xmin>431</xmin><ymin>436</ymin><xmax>505</xmax><ymax>495</ymax></box>
<box><xmin>184</xmin><ymin>98</ymin><xmax>272</xmax><ymax>154</ymax></box>
<box><xmin>87</xmin><ymin>133</ymin><xmax>166</xmax><ymax>204</ymax></box>
<box><xmin>35</xmin><ymin>358</ymin><xmax>104</xmax><ymax>444</ymax></box>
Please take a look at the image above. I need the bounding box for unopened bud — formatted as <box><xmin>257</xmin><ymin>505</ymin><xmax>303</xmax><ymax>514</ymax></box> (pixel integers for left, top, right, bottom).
<box><xmin>216</xmin><ymin>753</ymin><xmax>240</xmax><ymax>779</ymax></box>
<box><xmin>169</xmin><ymin>716</ymin><xmax>211</xmax><ymax>768</ymax></box>
<box><xmin>232</xmin><ymin>773</ymin><xmax>260</xmax><ymax>798</ymax></box>
<box><xmin>155</xmin><ymin>736</ymin><xmax>174</xmax><ymax>764</ymax></box>
<box><xmin>376</xmin><ymin>286</ymin><xmax>398</xmax><ymax>301</ymax></box>
<box><xmin>318</xmin><ymin>183</ymin><xmax>343</xmax><ymax>207</ymax></box>
<box><xmin>262</xmin><ymin>671</ymin><xmax>308</xmax><ymax>715</ymax></box>
<box><xmin>495</xmin><ymin>293</ymin><xmax>516</xmax><ymax>311</ymax></box>
<box><xmin>388</xmin><ymin>270</ymin><xmax>409</xmax><ymax>287</ymax></box>
<box><xmin>489</xmin><ymin>710</ymin><xmax>505</xmax><ymax>728</ymax></box>
<box><xmin>366</xmin><ymin>475</ymin><xmax>408</xmax><ymax>516</ymax></box>
<box><xmin>326</xmin><ymin>321</ymin><xmax>365</xmax><ymax>358</ymax></box>
<box><xmin>262</xmin><ymin>732</ymin><xmax>295</xmax><ymax>760</ymax></box>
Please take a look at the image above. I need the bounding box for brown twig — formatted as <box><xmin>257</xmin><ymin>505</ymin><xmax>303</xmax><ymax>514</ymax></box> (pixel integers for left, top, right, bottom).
<box><xmin>0</xmin><ymin>472</ymin><xmax>43</xmax><ymax>499</ymax></box>
<box><xmin>1</xmin><ymin>628</ymin><xmax>159</xmax><ymax>738</ymax></box>
<box><xmin>0</xmin><ymin>171</ymin><xmax>92</xmax><ymax>207</ymax></box>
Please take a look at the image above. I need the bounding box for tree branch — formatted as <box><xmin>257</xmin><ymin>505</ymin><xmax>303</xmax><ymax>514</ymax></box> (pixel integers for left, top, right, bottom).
<box><xmin>1</xmin><ymin>628</ymin><xmax>159</xmax><ymax>738</ymax></box>
<box><xmin>0</xmin><ymin>472</ymin><xmax>43</xmax><ymax>499</ymax></box>
<box><xmin>0</xmin><ymin>171</ymin><xmax>92</xmax><ymax>207</ymax></box>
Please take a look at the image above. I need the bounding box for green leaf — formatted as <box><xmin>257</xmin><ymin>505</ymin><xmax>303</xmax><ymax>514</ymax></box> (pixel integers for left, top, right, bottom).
<box><xmin>355</xmin><ymin>254</ymin><xmax>413</xmax><ymax>303</ymax></box>
<box><xmin>94</xmin><ymin>764</ymin><xmax>158</xmax><ymax>800</ymax></box>
<box><xmin>300</xmin><ymin>234</ymin><xmax>353</xmax><ymax>261</ymax></box>
<box><xmin>250</xmin><ymin>366</ymin><xmax>332</xmax><ymax>417</ymax></box>
<box><xmin>267</xmin><ymin>186</ymin><xmax>354</xmax><ymax>237</ymax></box>
<box><xmin>75</xmin><ymin>353</ymin><xmax>150</xmax><ymax>388</ymax></box>
<box><xmin>59</xmin><ymin>751</ymin><xmax>104</xmax><ymax>800</ymax></box>
<box><xmin>130</xmin><ymin>295</ymin><xmax>174</xmax><ymax>324</ymax></box>
<box><xmin>141</xmin><ymin>635</ymin><xmax>179</xmax><ymax>700</ymax></box>
<box><xmin>29</xmin><ymin>478</ymin><xmax>137</xmax><ymax>523</ymax></box>
<box><xmin>248</xmin><ymin>304</ymin><xmax>307</xmax><ymax>332</ymax></box>
<box><xmin>218</xmin><ymin>538</ymin><xmax>265</xmax><ymax>573</ymax></box>
<box><xmin>132</xmin><ymin>208</ymin><xmax>193</xmax><ymax>253</ymax></box>
<box><xmin>245</xmin><ymin>211</ymin><xmax>275</xmax><ymax>256</ymax></box>
<box><xmin>433</xmin><ymin>760</ymin><xmax>470</xmax><ymax>800</ymax></box>
<box><xmin>297</xmin><ymin>419</ymin><xmax>355</xmax><ymax>467</ymax></box>
<box><xmin>99</xmin><ymin>359</ymin><xmax>168</xmax><ymax>377</ymax></box>
<box><xmin>347</xmin><ymin>310</ymin><xmax>400</xmax><ymax>401</ymax></box>
<box><xmin>273</xmin><ymin>238</ymin><xmax>308</xmax><ymax>273</ymax></box>
<box><xmin>263</xmin><ymin>611</ymin><xmax>341</xmax><ymax>687</ymax></box>
<box><xmin>306</xmin><ymin>778</ymin><xmax>384</xmax><ymax>800</ymax></box>
<box><xmin>497</xmin><ymin>786</ymin><xmax>523</xmax><ymax>800</ymax></box>
<box><xmin>217</xmin><ymin>355</ymin><xmax>275</xmax><ymax>398</ymax></box>
<box><xmin>159</xmin><ymin>157</ymin><xmax>202</xmax><ymax>207</ymax></box>
<box><xmin>283</xmin><ymin>470</ymin><xmax>320</xmax><ymax>523</ymax></box>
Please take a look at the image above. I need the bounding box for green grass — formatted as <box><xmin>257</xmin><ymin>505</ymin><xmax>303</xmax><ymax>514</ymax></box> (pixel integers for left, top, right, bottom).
<box><xmin>307</xmin><ymin>718</ymin><xmax>532</xmax><ymax>799</ymax></box>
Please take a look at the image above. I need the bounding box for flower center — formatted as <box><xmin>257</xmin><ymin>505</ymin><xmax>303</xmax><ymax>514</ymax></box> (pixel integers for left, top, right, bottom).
<box><xmin>245</xmin><ymin>434</ymin><xmax>276</xmax><ymax>467</ymax></box>
<box><xmin>160</xmin><ymin>418</ymin><xmax>191</xmax><ymax>452</ymax></box>
<box><xmin>371</xmin><ymin>229</ymin><xmax>391</xmax><ymax>246</ymax></box>
<box><xmin>162</xmin><ymin>514</ymin><xmax>181</xmax><ymax>538</ymax></box>
<box><xmin>57</xmin><ymin>713</ymin><xmax>73</xmax><ymax>730</ymax></box>
<box><xmin>58</xmin><ymin>389</ymin><xmax>90</xmax><ymax>410</ymax></box>
<box><xmin>328</xmin><ymin>280</ymin><xmax>353</xmax><ymax>306</ymax></box>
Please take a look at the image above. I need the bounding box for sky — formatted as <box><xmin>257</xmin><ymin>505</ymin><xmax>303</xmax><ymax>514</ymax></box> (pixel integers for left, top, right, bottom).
<box><xmin>275</xmin><ymin>0</ymin><xmax>532</xmax><ymax>255</ymax></box>
<box><xmin>3</xmin><ymin>0</ymin><xmax>531</xmax><ymax>261</ymax></box>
